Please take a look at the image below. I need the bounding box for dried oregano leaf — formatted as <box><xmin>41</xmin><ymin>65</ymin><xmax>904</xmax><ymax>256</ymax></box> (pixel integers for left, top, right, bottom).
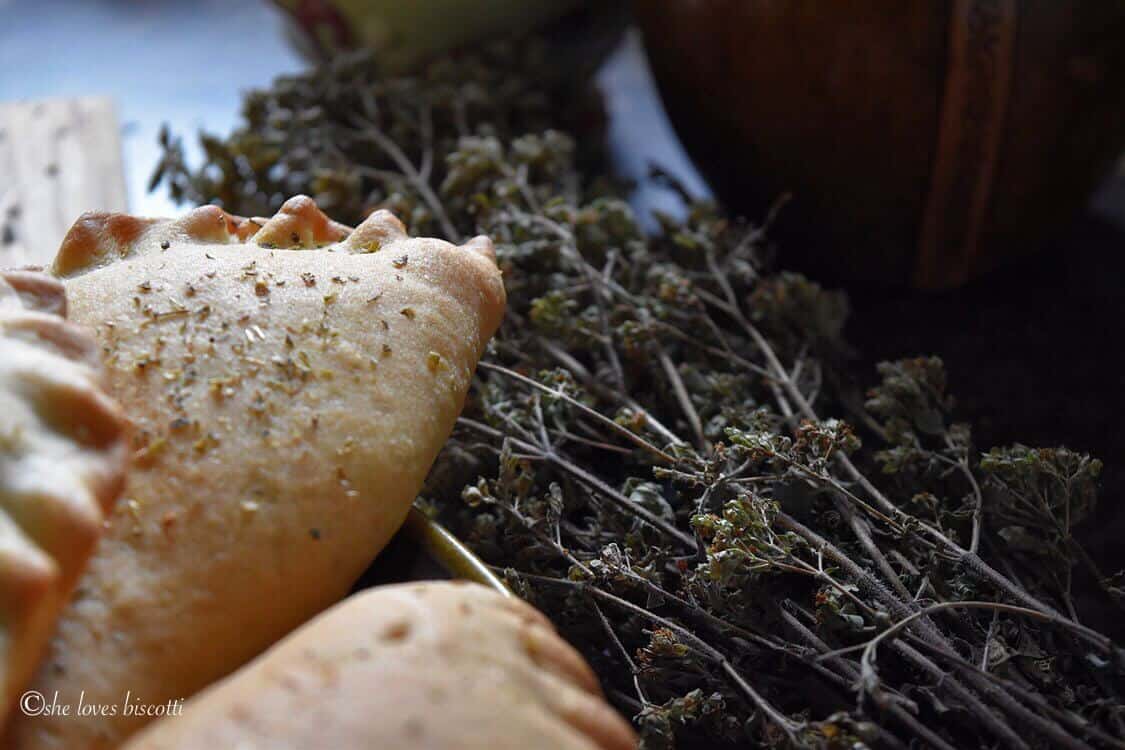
<box><xmin>154</xmin><ymin>35</ymin><xmax>1124</xmax><ymax>750</ymax></box>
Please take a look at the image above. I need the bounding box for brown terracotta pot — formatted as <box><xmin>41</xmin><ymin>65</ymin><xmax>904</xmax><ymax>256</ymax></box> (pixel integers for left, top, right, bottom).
<box><xmin>636</xmin><ymin>1</ymin><xmax>1125</xmax><ymax>288</ymax></box>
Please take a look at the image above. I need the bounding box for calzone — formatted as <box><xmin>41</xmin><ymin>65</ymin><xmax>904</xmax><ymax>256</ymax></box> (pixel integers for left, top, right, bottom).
<box><xmin>6</xmin><ymin>197</ymin><xmax>505</xmax><ymax>749</ymax></box>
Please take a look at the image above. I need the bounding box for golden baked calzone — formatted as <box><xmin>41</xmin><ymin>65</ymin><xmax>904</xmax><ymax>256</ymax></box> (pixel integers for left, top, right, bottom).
<box><xmin>0</xmin><ymin>270</ymin><xmax>127</xmax><ymax>726</ymax></box>
<box><xmin>6</xmin><ymin>197</ymin><xmax>505</xmax><ymax>749</ymax></box>
<box><xmin>122</xmin><ymin>582</ymin><xmax>637</xmax><ymax>750</ymax></box>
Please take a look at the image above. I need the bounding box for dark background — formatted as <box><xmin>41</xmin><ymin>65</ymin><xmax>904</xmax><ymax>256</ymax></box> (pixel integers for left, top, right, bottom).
<box><xmin>847</xmin><ymin>206</ymin><xmax>1125</xmax><ymax>633</ymax></box>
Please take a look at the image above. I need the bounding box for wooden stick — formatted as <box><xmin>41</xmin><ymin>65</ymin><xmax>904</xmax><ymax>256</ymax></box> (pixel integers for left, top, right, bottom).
<box><xmin>0</xmin><ymin>97</ymin><xmax>127</xmax><ymax>268</ymax></box>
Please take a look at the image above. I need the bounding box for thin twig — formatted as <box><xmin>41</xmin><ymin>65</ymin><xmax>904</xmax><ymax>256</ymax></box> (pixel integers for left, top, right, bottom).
<box><xmin>822</xmin><ymin>601</ymin><xmax>1112</xmax><ymax>664</ymax></box>
<box><xmin>458</xmin><ymin>417</ymin><xmax>696</xmax><ymax>548</ymax></box>
<box><xmin>655</xmin><ymin>341</ymin><xmax>707</xmax><ymax>450</ymax></box>
<box><xmin>354</xmin><ymin>119</ymin><xmax>462</xmax><ymax>242</ymax></box>
<box><xmin>513</xmin><ymin>572</ymin><xmax>805</xmax><ymax>743</ymax></box>
<box><xmin>592</xmin><ymin>600</ymin><xmax>650</xmax><ymax>707</ymax></box>
<box><xmin>778</xmin><ymin>605</ymin><xmax>961</xmax><ymax>750</ymax></box>
<box><xmin>478</xmin><ymin>361</ymin><xmax>678</xmax><ymax>464</ymax></box>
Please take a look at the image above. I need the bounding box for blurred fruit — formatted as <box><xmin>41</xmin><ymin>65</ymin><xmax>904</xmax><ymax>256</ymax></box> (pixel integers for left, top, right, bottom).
<box><xmin>276</xmin><ymin>0</ymin><xmax>591</xmax><ymax>70</ymax></box>
<box><xmin>637</xmin><ymin>1</ymin><xmax>1125</xmax><ymax>287</ymax></box>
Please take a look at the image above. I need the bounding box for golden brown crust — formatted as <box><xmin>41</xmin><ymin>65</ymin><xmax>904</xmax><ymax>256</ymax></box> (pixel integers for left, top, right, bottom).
<box><xmin>250</xmin><ymin>194</ymin><xmax>351</xmax><ymax>248</ymax></box>
<box><xmin>344</xmin><ymin>208</ymin><xmax>408</xmax><ymax>251</ymax></box>
<box><xmin>0</xmin><ymin>271</ymin><xmax>67</xmax><ymax>317</ymax></box>
<box><xmin>0</xmin><ymin>270</ymin><xmax>128</xmax><ymax>727</ymax></box>
<box><xmin>8</xmin><ymin>198</ymin><xmax>505</xmax><ymax>749</ymax></box>
<box><xmin>123</xmin><ymin>582</ymin><xmax>637</xmax><ymax>750</ymax></box>
<box><xmin>53</xmin><ymin>195</ymin><xmax>362</xmax><ymax>282</ymax></box>
<box><xmin>52</xmin><ymin>213</ymin><xmax>160</xmax><ymax>278</ymax></box>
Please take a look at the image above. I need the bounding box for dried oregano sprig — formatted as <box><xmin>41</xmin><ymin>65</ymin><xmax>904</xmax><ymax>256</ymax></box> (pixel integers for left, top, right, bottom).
<box><xmin>154</xmin><ymin>38</ymin><xmax>1125</xmax><ymax>750</ymax></box>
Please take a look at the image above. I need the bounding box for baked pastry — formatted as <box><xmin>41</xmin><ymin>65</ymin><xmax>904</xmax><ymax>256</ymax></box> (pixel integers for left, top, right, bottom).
<box><xmin>122</xmin><ymin>581</ymin><xmax>637</xmax><ymax>750</ymax></box>
<box><xmin>6</xmin><ymin>198</ymin><xmax>505</xmax><ymax>748</ymax></box>
<box><xmin>0</xmin><ymin>270</ymin><xmax>127</xmax><ymax>726</ymax></box>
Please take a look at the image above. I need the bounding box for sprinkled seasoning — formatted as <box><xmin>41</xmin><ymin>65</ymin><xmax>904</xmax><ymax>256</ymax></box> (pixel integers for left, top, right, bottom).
<box><xmin>399</xmin><ymin>307</ymin><xmax>415</xmax><ymax>320</ymax></box>
<box><xmin>133</xmin><ymin>435</ymin><xmax>167</xmax><ymax>466</ymax></box>
<box><xmin>125</xmin><ymin>498</ymin><xmax>143</xmax><ymax>522</ymax></box>
<box><xmin>392</xmin><ymin>255</ymin><xmax>408</xmax><ymax>268</ymax></box>
<box><xmin>209</xmin><ymin>383</ymin><xmax>232</xmax><ymax>400</ymax></box>
<box><xmin>192</xmin><ymin>433</ymin><xmax>219</xmax><ymax>455</ymax></box>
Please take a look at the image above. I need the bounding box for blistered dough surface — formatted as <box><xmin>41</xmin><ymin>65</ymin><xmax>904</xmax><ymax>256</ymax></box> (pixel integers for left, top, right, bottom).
<box><xmin>125</xmin><ymin>582</ymin><xmax>637</xmax><ymax>750</ymax></box>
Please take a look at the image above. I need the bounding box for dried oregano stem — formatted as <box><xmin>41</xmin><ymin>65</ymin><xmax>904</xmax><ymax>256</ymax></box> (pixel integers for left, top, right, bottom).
<box><xmin>154</xmin><ymin>38</ymin><xmax>1124</xmax><ymax>750</ymax></box>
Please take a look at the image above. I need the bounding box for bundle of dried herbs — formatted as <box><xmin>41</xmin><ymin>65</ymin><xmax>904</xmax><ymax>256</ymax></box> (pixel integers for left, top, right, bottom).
<box><xmin>153</xmin><ymin>39</ymin><xmax>1125</xmax><ymax>749</ymax></box>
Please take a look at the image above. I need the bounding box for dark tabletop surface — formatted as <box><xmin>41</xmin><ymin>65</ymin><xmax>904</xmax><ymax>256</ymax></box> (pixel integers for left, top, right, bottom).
<box><xmin>4</xmin><ymin>0</ymin><xmax>1124</xmax><ymax>618</ymax></box>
